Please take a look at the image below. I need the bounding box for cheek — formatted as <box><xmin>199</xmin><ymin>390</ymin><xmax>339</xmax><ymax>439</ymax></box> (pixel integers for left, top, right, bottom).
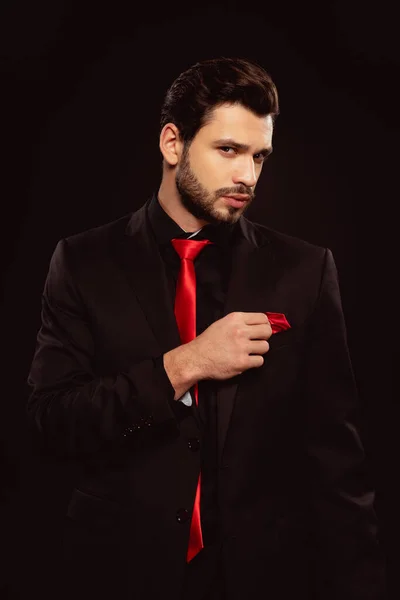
<box><xmin>195</xmin><ymin>155</ymin><xmax>226</xmax><ymax>187</ymax></box>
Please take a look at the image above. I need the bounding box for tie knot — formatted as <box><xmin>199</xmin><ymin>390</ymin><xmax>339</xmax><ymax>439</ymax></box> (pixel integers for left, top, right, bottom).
<box><xmin>171</xmin><ymin>238</ymin><xmax>213</xmax><ymax>261</ymax></box>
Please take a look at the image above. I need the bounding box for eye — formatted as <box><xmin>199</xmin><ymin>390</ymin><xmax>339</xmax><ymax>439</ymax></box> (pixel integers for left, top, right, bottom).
<box><xmin>254</xmin><ymin>153</ymin><xmax>267</xmax><ymax>163</ymax></box>
<box><xmin>219</xmin><ymin>146</ymin><xmax>236</xmax><ymax>155</ymax></box>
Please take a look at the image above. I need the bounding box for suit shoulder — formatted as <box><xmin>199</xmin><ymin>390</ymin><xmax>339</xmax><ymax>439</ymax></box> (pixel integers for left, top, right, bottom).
<box><xmin>247</xmin><ymin>218</ymin><xmax>327</xmax><ymax>259</ymax></box>
<box><xmin>48</xmin><ymin>212</ymin><xmax>134</xmax><ymax>278</ymax></box>
<box><xmin>63</xmin><ymin>212</ymin><xmax>132</xmax><ymax>251</ymax></box>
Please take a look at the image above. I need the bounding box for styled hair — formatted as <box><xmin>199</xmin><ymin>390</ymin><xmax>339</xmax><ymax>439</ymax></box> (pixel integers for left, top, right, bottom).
<box><xmin>160</xmin><ymin>57</ymin><xmax>279</xmax><ymax>145</ymax></box>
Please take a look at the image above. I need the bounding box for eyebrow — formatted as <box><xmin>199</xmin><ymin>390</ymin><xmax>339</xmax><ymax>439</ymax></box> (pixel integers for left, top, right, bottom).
<box><xmin>214</xmin><ymin>138</ymin><xmax>273</xmax><ymax>157</ymax></box>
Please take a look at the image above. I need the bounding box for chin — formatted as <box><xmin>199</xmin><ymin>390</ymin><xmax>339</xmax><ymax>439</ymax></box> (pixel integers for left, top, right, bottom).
<box><xmin>211</xmin><ymin>207</ymin><xmax>241</xmax><ymax>224</ymax></box>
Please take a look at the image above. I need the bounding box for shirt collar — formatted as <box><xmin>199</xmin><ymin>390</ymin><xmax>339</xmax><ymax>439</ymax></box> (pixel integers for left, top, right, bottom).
<box><xmin>147</xmin><ymin>192</ymin><xmax>239</xmax><ymax>248</ymax></box>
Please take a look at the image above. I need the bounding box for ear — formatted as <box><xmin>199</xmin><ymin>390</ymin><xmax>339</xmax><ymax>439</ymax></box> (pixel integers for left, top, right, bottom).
<box><xmin>159</xmin><ymin>123</ymin><xmax>184</xmax><ymax>167</ymax></box>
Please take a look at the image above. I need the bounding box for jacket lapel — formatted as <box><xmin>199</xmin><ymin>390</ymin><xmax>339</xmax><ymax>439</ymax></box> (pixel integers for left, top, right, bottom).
<box><xmin>216</xmin><ymin>216</ymin><xmax>277</xmax><ymax>463</ymax></box>
<box><xmin>114</xmin><ymin>199</ymin><xmax>181</xmax><ymax>356</ymax></box>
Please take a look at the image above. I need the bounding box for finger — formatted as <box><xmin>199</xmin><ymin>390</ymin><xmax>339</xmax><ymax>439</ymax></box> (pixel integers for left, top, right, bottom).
<box><xmin>249</xmin><ymin>340</ymin><xmax>270</xmax><ymax>354</ymax></box>
<box><xmin>248</xmin><ymin>324</ymin><xmax>273</xmax><ymax>340</ymax></box>
<box><xmin>242</xmin><ymin>312</ymin><xmax>270</xmax><ymax>325</ymax></box>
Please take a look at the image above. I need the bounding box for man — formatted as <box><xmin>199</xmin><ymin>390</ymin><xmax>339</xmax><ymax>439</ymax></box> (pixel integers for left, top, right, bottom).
<box><xmin>27</xmin><ymin>57</ymin><xmax>386</xmax><ymax>599</ymax></box>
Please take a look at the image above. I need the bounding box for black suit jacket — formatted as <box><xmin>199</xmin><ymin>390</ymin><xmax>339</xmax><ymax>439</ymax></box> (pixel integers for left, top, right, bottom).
<box><xmin>27</xmin><ymin>197</ymin><xmax>386</xmax><ymax>599</ymax></box>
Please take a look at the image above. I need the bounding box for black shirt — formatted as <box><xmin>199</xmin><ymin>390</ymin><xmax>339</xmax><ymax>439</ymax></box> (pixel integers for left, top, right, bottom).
<box><xmin>147</xmin><ymin>192</ymin><xmax>241</xmax><ymax>545</ymax></box>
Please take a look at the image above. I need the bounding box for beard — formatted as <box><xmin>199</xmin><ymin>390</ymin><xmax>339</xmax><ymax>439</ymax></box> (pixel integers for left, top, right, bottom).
<box><xmin>175</xmin><ymin>144</ymin><xmax>254</xmax><ymax>226</ymax></box>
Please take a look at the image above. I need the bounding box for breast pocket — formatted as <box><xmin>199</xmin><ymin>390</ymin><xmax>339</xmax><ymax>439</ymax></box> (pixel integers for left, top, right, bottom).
<box><xmin>240</xmin><ymin>325</ymin><xmax>305</xmax><ymax>390</ymax></box>
<box><xmin>253</xmin><ymin>324</ymin><xmax>307</xmax><ymax>392</ymax></box>
<box><xmin>267</xmin><ymin>324</ymin><xmax>304</xmax><ymax>353</ymax></box>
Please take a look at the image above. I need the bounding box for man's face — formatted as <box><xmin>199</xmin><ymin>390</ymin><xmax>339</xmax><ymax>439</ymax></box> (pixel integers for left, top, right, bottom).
<box><xmin>175</xmin><ymin>103</ymin><xmax>273</xmax><ymax>225</ymax></box>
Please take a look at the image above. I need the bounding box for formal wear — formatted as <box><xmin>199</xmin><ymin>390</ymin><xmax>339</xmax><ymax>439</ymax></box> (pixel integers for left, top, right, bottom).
<box><xmin>149</xmin><ymin>196</ymin><xmax>237</xmax><ymax>596</ymax></box>
<box><xmin>27</xmin><ymin>193</ymin><xmax>386</xmax><ymax>599</ymax></box>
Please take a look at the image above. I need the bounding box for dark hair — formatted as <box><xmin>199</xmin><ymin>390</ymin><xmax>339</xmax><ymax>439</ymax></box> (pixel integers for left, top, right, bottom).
<box><xmin>160</xmin><ymin>57</ymin><xmax>279</xmax><ymax>145</ymax></box>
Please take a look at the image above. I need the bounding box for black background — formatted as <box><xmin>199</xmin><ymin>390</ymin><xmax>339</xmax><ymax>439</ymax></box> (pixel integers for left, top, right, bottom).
<box><xmin>1</xmin><ymin>0</ymin><xmax>398</xmax><ymax>598</ymax></box>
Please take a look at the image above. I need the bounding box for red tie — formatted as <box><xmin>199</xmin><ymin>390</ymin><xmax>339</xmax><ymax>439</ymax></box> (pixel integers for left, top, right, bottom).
<box><xmin>171</xmin><ymin>237</ymin><xmax>213</xmax><ymax>563</ymax></box>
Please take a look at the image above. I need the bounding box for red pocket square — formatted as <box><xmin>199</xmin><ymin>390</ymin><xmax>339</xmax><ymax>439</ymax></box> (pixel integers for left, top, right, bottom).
<box><xmin>265</xmin><ymin>312</ymin><xmax>291</xmax><ymax>334</ymax></box>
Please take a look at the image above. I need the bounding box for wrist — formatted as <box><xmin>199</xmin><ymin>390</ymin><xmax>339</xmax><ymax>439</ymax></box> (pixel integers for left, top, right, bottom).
<box><xmin>163</xmin><ymin>342</ymin><xmax>203</xmax><ymax>401</ymax></box>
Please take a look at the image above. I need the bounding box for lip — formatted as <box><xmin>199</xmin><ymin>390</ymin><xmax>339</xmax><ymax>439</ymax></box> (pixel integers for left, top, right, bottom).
<box><xmin>222</xmin><ymin>195</ymin><xmax>249</xmax><ymax>208</ymax></box>
<box><xmin>224</xmin><ymin>194</ymin><xmax>250</xmax><ymax>201</ymax></box>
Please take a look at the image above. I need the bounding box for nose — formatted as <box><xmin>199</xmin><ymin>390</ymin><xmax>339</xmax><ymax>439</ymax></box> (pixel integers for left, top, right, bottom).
<box><xmin>232</xmin><ymin>156</ymin><xmax>257</xmax><ymax>188</ymax></box>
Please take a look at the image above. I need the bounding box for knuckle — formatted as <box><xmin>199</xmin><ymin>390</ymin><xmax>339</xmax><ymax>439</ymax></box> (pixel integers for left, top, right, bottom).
<box><xmin>233</xmin><ymin>325</ymin><xmax>243</xmax><ymax>339</ymax></box>
<box><xmin>233</xmin><ymin>311</ymin><xmax>243</xmax><ymax>323</ymax></box>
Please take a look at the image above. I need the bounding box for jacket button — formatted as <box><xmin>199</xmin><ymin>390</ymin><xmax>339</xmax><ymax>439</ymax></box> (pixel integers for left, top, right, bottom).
<box><xmin>187</xmin><ymin>437</ymin><xmax>200</xmax><ymax>452</ymax></box>
<box><xmin>122</xmin><ymin>424</ymin><xmax>139</xmax><ymax>437</ymax></box>
<box><xmin>176</xmin><ymin>508</ymin><xmax>191</xmax><ymax>523</ymax></box>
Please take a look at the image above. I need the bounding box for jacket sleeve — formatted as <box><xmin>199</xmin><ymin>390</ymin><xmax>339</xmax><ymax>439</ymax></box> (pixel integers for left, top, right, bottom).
<box><xmin>26</xmin><ymin>238</ymin><xmax>179</xmax><ymax>458</ymax></box>
<box><xmin>304</xmin><ymin>248</ymin><xmax>386</xmax><ymax>599</ymax></box>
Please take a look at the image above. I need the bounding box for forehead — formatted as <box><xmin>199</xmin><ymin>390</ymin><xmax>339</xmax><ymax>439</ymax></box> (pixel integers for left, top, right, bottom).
<box><xmin>198</xmin><ymin>103</ymin><xmax>273</xmax><ymax>145</ymax></box>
